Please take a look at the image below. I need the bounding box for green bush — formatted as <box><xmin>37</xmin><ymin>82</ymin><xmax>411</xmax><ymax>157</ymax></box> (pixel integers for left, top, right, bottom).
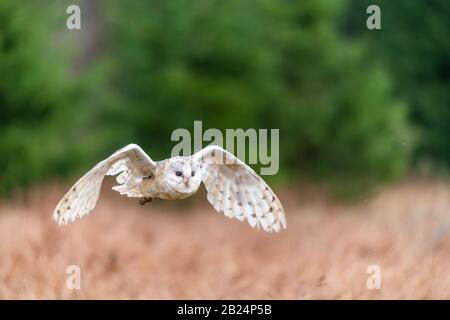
<box><xmin>106</xmin><ymin>0</ymin><xmax>413</xmax><ymax>193</ymax></box>
<box><xmin>346</xmin><ymin>0</ymin><xmax>450</xmax><ymax>171</ymax></box>
<box><xmin>0</xmin><ymin>0</ymin><xmax>415</xmax><ymax>196</ymax></box>
<box><xmin>0</xmin><ymin>2</ymin><xmax>68</xmax><ymax>193</ymax></box>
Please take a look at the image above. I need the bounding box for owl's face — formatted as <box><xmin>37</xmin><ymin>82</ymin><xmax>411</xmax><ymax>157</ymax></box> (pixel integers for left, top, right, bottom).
<box><xmin>165</xmin><ymin>159</ymin><xmax>202</xmax><ymax>195</ymax></box>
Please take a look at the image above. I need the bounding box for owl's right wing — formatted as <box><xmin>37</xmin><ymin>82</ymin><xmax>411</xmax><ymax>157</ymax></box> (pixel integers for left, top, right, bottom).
<box><xmin>53</xmin><ymin>143</ymin><xmax>156</xmax><ymax>225</ymax></box>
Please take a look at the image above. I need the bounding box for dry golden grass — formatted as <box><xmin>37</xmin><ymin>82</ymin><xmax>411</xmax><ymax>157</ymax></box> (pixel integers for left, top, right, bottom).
<box><xmin>1</xmin><ymin>179</ymin><xmax>450</xmax><ymax>299</ymax></box>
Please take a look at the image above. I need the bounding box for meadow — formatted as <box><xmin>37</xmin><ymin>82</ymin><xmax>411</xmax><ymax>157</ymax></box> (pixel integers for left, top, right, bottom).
<box><xmin>1</xmin><ymin>178</ymin><xmax>449</xmax><ymax>299</ymax></box>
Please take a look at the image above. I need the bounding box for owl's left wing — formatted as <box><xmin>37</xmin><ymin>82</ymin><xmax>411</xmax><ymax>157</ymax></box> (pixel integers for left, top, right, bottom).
<box><xmin>192</xmin><ymin>145</ymin><xmax>286</xmax><ymax>232</ymax></box>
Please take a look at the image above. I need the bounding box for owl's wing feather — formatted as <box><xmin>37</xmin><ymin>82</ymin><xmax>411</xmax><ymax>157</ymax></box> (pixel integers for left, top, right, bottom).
<box><xmin>193</xmin><ymin>145</ymin><xmax>286</xmax><ymax>232</ymax></box>
<box><xmin>53</xmin><ymin>144</ymin><xmax>155</xmax><ymax>225</ymax></box>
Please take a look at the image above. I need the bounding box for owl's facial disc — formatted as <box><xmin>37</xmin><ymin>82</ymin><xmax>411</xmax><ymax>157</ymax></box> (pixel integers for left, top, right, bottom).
<box><xmin>166</xmin><ymin>160</ymin><xmax>202</xmax><ymax>195</ymax></box>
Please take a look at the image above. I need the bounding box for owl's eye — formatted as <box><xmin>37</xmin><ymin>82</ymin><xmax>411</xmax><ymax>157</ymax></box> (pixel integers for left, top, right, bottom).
<box><xmin>176</xmin><ymin>171</ymin><xmax>182</xmax><ymax>177</ymax></box>
<box><xmin>191</xmin><ymin>171</ymin><xmax>195</xmax><ymax>177</ymax></box>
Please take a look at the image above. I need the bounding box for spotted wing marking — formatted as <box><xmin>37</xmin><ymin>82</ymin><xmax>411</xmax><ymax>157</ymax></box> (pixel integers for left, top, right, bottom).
<box><xmin>193</xmin><ymin>145</ymin><xmax>286</xmax><ymax>232</ymax></box>
<box><xmin>53</xmin><ymin>144</ymin><xmax>156</xmax><ymax>225</ymax></box>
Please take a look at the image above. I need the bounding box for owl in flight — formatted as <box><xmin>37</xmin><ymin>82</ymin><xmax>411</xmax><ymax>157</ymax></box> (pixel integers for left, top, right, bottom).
<box><xmin>53</xmin><ymin>144</ymin><xmax>286</xmax><ymax>232</ymax></box>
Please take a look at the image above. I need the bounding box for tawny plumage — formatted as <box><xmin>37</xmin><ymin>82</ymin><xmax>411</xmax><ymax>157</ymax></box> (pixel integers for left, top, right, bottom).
<box><xmin>53</xmin><ymin>144</ymin><xmax>286</xmax><ymax>232</ymax></box>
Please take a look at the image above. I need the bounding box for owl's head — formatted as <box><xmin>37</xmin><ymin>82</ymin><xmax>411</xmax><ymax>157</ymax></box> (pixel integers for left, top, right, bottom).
<box><xmin>165</xmin><ymin>159</ymin><xmax>202</xmax><ymax>195</ymax></box>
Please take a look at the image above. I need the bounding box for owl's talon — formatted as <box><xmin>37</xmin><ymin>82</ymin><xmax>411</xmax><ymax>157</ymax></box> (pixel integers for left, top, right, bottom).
<box><xmin>139</xmin><ymin>197</ymin><xmax>152</xmax><ymax>205</ymax></box>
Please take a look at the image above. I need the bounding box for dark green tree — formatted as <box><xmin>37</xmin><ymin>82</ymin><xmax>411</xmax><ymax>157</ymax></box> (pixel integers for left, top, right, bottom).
<box><xmin>107</xmin><ymin>0</ymin><xmax>413</xmax><ymax>194</ymax></box>
<box><xmin>346</xmin><ymin>0</ymin><xmax>450</xmax><ymax>171</ymax></box>
<box><xmin>0</xmin><ymin>2</ymin><xmax>68</xmax><ymax>193</ymax></box>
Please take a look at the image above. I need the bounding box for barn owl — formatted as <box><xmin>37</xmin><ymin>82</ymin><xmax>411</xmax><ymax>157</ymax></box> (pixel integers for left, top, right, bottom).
<box><xmin>53</xmin><ymin>144</ymin><xmax>286</xmax><ymax>232</ymax></box>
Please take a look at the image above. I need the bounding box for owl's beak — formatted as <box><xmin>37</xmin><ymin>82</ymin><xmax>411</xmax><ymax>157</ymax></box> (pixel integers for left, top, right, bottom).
<box><xmin>183</xmin><ymin>177</ymin><xmax>190</xmax><ymax>188</ymax></box>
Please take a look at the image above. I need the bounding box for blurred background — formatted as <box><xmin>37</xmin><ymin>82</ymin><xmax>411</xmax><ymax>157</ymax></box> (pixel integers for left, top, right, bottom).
<box><xmin>0</xmin><ymin>0</ymin><xmax>449</xmax><ymax>299</ymax></box>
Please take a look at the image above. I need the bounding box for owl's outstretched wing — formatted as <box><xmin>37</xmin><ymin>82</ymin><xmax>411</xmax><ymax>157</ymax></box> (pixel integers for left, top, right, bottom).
<box><xmin>53</xmin><ymin>144</ymin><xmax>156</xmax><ymax>225</ymax></box>
<box><xmin>192</xmin><ymin>145</ymin><xmax>286</xmax><ymax>232</ymax></box>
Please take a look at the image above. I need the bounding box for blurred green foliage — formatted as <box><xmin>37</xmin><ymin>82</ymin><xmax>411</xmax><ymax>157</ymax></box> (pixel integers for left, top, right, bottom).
<box><xmin>105</xmin><ymin>0</ymin><xmax>412</xmax><ymax>194</ymax></box>
<box><xmin>0</xmin><ymin>1</ymin><xmax>67</xmax><ymax>193</ymax></box>
<box><xmin>1</xmin><ymin>0</ymin><xmax>447</xmax><ymax>197</ymax></box>
<box><xmin>346</xmin><ymin>0</ymin><xmax>450</xmax><ymax>172</ymax></box>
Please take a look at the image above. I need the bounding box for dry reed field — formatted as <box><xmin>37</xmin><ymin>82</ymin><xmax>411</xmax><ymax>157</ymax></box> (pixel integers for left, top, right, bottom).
<box><xmin>0</xmin><ymin>179</ymin><xmax>450</xmax><ymax>299</ymax></box>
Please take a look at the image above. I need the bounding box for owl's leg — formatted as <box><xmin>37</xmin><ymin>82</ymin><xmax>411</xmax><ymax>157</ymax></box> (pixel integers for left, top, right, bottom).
<box><xmin>138</xmin><ymin>197</ymin><xmax>153</xmax><ymax>205</ymax></box>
